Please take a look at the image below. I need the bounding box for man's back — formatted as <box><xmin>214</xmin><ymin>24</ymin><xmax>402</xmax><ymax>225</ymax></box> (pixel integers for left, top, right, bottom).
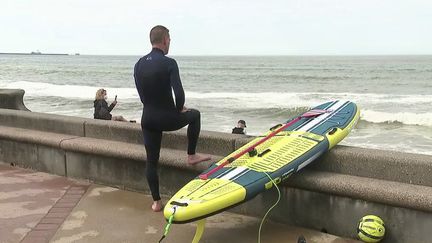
<box><xmin>134</xmin><ymin>48</ymin><xmax>184</xmax><ymax>111</ymax></box>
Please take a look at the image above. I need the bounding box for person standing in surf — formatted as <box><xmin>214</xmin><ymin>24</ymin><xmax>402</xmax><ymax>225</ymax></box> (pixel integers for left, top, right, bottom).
<box><xmin>134</xmin><ymin>25</ymin><xmax>211</xmax><ymax>212</ymax></box>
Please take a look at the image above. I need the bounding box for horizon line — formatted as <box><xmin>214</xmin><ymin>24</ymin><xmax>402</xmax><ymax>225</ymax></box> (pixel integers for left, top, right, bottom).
<box><xmin>1</xmin><ymin>52</ymin><xmax>432</xmax><ymax>57</ymax></box>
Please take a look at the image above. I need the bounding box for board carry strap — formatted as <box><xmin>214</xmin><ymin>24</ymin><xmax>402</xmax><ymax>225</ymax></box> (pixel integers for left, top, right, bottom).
<box><xmin>199</xmin><ymin>109</ymin><xmax>328</xmax><ymax>180</ymax></box>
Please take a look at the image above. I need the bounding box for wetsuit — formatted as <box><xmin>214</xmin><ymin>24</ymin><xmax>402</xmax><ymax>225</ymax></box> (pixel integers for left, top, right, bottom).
<box><xmin>134</xmin><ymin>48</ymin><xmax>201</xmax><ymax>201</ymax></box>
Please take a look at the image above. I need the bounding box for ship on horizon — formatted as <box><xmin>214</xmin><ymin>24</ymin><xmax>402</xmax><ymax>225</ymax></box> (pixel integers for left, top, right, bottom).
<box><xmin>0</xmin><ymin>50</ymin><xmax>69</xmax><ymax>56</ymax></box>
<box><xmin>30</xmin><ymin>50</ymin><xmax>42</xmax><ymax>55</ymax></box>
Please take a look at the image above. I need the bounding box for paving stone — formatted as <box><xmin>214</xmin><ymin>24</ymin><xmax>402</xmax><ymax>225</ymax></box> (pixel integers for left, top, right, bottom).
<box><xmin>34</xmin><ymin>223</ymin><xmax>59</xmax><ymax>230</ymax></box>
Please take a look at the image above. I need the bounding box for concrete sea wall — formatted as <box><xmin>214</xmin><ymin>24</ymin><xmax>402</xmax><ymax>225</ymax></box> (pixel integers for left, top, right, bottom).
<box><xmin>0</xmin><ymin>89</ymin><xmax>30</xmax><ymax>111</ymax></box>
<box><xmin>0</xmin><ymin>89</ymin><xmax>431</xmax><ymax>242</ymax></box>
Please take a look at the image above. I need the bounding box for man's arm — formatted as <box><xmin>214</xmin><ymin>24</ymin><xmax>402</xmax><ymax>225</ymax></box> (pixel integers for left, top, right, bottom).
<box><xmin>134</xmin><ymin>61</ymin><xmax>146</xmax><ymax>104</ymax></box>
<box><xmin>169</xmin><ymin>59</ymin><xmax>185</xmax><ymax>111</ymax></box>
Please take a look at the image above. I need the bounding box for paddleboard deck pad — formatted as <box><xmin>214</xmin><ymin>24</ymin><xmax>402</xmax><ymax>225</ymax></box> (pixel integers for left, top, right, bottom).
<box><xmin>164</xmin><ymin>100</ymin><xmax>360</xmax><ymax>223</ymax></box>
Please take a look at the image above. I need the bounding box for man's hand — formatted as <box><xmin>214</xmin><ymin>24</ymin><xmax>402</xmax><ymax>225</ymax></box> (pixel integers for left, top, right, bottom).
<box><xmin>181</xmin><ymin>106</ymin><xmax>189</xmax><ymax>113</ymax></box>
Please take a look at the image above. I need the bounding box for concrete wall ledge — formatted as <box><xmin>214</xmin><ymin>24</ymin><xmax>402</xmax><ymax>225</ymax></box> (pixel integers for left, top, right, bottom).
<box><xmin>287</xmin><ymin>170</ymin><xmax>432</xmax><ymax>213</ymax></box>
<box><xmin>60</xmin><ymin>136</ymin><xmax>222</xmax><ymax>171</ymax></box>
<box><xmin>84</xmin><ymin>118</ymin><xmax>243</xmax><ymax>156</ymax></box>
<box><xmin>0</xmin><ymin>124</ymin><xmax>220</xmax><ymax>172</ymax></box>
<box><xmin>0</xmin><ymin>108</ymin><xmax>86</xmax><ymax>136</ymax></box>
<box><xmin>314</xmin><ymin>145</ymin><xmax>432</xmax><ymax>187</ymax></box>
<box><xmin>0</xmin><ymin>108</ymin><xmax>243</xmax><ymax>156</ymax></box>
<box><xmin>0</xmin><ymin>125</ymin><xmax>79</xmax><ymax>147</ymax></box>
<box><xmin>1</xmin><ymin>124</ymin><xmax>432</xmax><ymax>215</ymax></box>
<box><xmin>0</xmin><ymin>89</ymin><xmax>30</xmax><ymax>111</ymax></box>
<box><xmin>83</xmin><ymin>119</ymin><xmax>143</xmax><ymax>144</ymax></box>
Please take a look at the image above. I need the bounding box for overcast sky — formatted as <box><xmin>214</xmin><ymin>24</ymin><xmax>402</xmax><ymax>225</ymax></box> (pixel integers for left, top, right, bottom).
<box><xmin>0</xmin><ymin>0</ymin><xmax>431</xmax><ymax>55</ymax></box>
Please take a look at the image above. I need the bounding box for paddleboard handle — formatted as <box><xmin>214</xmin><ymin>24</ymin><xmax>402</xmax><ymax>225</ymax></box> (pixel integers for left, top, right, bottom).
<box><xmin>269</xmin><ymin>124</ymin><xmax>283</xmax><ymax>131</ymax></box>
<box><xmin>258</xmin><ymin>148</ymin><xmax>271</xmax><ymax>157</ymax></box>
<box><xmin>170</xmin><ymin>201</ymin><xmax>188</xmax><ymax>207</ymax></box>
<box><xmin>199</xmin><ymin>109</ymin><xmax>328</xmax><ymax>180</ymax></box>
<box><xmin>328</xmin><ymin>127</ymin><xmax>338</xmax><ymax>135</ymax></box>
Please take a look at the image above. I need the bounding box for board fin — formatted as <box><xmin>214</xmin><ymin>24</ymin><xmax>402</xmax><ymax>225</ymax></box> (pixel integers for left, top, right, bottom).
<box><xmin>192</xmin><ymin>219</ymin><xmax>206</xmax><ymax>243</ymax></box>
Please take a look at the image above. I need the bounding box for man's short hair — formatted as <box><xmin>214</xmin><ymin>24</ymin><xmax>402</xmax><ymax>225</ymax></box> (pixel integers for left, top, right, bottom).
<box><xmin>150</xmin><ymin>25</ymin><xmax>169</xmax><ymax>45</ymax></box>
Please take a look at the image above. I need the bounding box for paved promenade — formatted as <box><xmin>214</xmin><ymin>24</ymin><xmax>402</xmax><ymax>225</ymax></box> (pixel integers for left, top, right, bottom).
<box><xmin>0</xmin><ymin>163</ymin><xmax>360</xmax><ymax>243</ymax></box>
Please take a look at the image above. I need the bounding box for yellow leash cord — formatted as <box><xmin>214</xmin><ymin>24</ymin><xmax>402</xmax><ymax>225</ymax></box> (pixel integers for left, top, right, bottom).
<box><xmin>158</xmin><ymin>207</ymin><xmax>177</xmax><ymax>243</ymax></box>
<box><xmin>258</xmin><ymin>172</ymin><xmax>281</xmax><ymax>243</ymax></box>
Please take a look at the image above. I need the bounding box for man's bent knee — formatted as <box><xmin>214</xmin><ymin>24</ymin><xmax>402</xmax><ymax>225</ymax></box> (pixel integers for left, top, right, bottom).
<box><xmin>188</xmin><ymin>109</ymin><xmax>200</xmax><ymax>120</ymax></box>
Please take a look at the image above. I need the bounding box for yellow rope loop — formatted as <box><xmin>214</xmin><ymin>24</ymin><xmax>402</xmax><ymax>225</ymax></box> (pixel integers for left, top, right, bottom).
<box><xmin>258</xmin><ymin>172</ymin><xmax>281</xmax><ymax>243</ymax></box>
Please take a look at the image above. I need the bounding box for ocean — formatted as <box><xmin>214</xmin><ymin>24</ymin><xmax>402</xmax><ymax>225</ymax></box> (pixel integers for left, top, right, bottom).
<box><xmin>0</xmin><ymin>54</ymin><xmax>431</xmax><ymax>155</ymax></box>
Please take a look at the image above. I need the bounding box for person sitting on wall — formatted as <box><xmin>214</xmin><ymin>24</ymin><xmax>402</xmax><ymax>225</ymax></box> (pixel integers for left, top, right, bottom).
<box><xmin>93</xmin><ymin>88</ymin><xmax>134</xmax><ymax>122</ymax></box>
<box><xmin>232</xmin><ymin>119</ymin><xmax>247</xmax><ymax>135</ymax></box>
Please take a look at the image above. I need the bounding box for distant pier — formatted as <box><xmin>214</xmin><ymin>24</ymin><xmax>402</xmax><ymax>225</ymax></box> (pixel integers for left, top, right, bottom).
<box><xmin>0</xmin><ymin>52</ymin><xmax>69</xmax><ymax>56</ymax></box>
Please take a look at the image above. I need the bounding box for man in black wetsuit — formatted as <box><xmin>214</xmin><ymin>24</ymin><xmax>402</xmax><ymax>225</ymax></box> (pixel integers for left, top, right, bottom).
<box><xmin>134</xmin><ymin>25</ymin><xmax>211</xmax><ymax>212</ymax></box>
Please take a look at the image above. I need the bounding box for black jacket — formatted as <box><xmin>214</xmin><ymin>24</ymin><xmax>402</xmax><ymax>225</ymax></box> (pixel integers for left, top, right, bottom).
<box><xmin>94</xmin><ymin>99</ymin><xmax>115</xmax><ymax>120</ymax></box>
<box><xmin>232</xmin><ymin>127</ymin><xmax>245</xmax><ymax>135</ymax></box>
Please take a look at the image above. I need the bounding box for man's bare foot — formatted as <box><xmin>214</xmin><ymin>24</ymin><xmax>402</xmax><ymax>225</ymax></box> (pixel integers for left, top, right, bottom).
<box><xmin>187</xmin><ymin>154</ymin><xmax>211</xmax><ymax>165</ymax></box>
<box><xmin>151</xmin><ymin>200</ymin><xmax>163</xmax><ymax>212</ymax></box>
